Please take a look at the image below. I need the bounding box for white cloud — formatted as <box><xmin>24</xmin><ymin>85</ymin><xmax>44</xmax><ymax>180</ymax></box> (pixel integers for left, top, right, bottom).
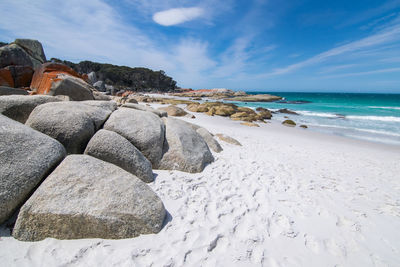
<box><xmin>153</xmin><ymin>7</ymin><xmax>204</xmax><ymax>26</ymax></box>
<box><xmin>171</xmin><ymin>39</ymin><xmax>216</xmax><ymax>86</ymax></box>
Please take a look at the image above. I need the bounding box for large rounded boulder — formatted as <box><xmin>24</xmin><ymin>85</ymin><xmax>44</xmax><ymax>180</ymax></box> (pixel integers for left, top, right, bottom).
<box><xmin>12</xmin><ymin>155</ymin><xmax>166</xmax><ymax>241</ymax></box>
<box><xmin>26</xmin><ymin>101</ymin><xmax>112</xmax><ymax>154</ymax></box>
<box><xmin>0</xmin><ymin>115</ymin><xmax>66</xmax><ymax>224</ymax></box>
<box><xmin>104</xmin><ymin>108</ymin><xmax>165</xmax><ymax>168</ymax></box>
<box><xmin>0</xmin><ymin>86</ymin><xmax>28</xmax><ymax>96</ymax></box>
<box><xmin>0</xmin><ymin>95</ymin><xmax>63</xmax><ymax>123</ymax></box>
<box><xmin>159</xmin><ymin>117</ymin><xmax>214</xmax><ymax>173</ymax></box>
<box><xmin>84</xmin><ymin>130</ymin><xmax>154</xmax><ymax>183</ymax></box>
<box><xmin>158</xmin><ymin>105</ymin><xmax>187</xmax><ymax>117</ymax></box>
<box><xmin>0</xmin><ymin>44</ymin><xmax>38</xmax><ymax>69</ymax></box>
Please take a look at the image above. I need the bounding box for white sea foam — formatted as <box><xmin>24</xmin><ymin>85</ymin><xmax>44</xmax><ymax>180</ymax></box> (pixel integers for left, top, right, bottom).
<box><xmin>296</xmin><ymin>110</ymin><xmax>339</xmax><ymax>118</ymax></box>
<box><xmin>368</xmin><ymin>106</ymin><xmax>400</xmax><ymax>110</ymax></box>
<box><xmin>347</xmin><ymin>115</ymin><xmax>400</xmax><ymax>122</ymax></box>
<box><xmin>308</xmin><ymin>123</ymin><xmax>400</xmax><ymax>137</ymax></box>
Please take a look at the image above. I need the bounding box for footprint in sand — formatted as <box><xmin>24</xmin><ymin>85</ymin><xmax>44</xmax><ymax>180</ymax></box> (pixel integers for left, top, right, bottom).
<box><xmin>304</xmin><ymin>234</ymin><xmax>320</xmax><ymax>253</ymax></box>
<box><xmin>267</xmin><ymin>212</ymin><xmax>297</xmax><ymax>238</ymax></box>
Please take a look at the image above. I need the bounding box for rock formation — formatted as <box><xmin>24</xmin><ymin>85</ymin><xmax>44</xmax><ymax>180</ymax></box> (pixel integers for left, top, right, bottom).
<box><xmin>30</xmin><ymin>63</ymin><xmax>94</xmax><ymax>100</ymax></box>
<box><xmin>0</xmin><ymin>115</ymin><xmax>66</xmax><ymax>224</ymax></box>
<box><xmin>84</xmin><ymin>130</ymin><xmax>154</xmax><ymax>183</ymax></box>
<box><xmin>26</xmin><ymin>101</ymin><xmax>112</xmax><ymax>154</ymax></box>
<box><xmin>159</xmin><ymin>117</ymin><xmax>214</xmax><ymax>173</ymax></box>
<box><xmin>13</xmin><ymin>155</ymin><xmax>166</xmax><ymax>241</ymax></box>
<box><xmin>104</xmin><ymin>108</ymin><xmax>166</xmax><ymax>168</ymax></box>
<box><xmin>159</xmin><ymin>105</ymin><xmax>188</xmax><ymax>117</ymax></box>
<box><xmin>0</xmin><ymin>95</ymin><xmax>63</xmax><ymax>123</ymax></box>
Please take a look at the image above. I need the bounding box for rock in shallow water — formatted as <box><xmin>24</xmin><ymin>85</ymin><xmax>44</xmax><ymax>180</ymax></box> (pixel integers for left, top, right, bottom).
<box><xmin>12</xmin><ymin>155</ymin><xmax>166</xmax><ymax>241</ymax></box>
<box><xmin>0</xmin><ymin>115</ymin><xmax>66</xmax><ymax>224</ymax></box>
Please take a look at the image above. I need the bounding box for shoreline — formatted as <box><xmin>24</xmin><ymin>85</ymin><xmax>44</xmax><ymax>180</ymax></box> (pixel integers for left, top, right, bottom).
<box><xmin>1</xmin><ymin>100</ymin><xmax>400</xmax><ymax>266</ymax></box>
<box><xmin>147</xmin><ymin>95</ymin><xmax>400</xmax><ymax>150</ymax></box>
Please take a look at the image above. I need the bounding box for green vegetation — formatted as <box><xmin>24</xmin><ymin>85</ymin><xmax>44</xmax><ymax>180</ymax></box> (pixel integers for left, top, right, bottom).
<box><xmin>50</xmin><ymin>58</ymin><xmax>177</xmax><ymax>92</ymax></box>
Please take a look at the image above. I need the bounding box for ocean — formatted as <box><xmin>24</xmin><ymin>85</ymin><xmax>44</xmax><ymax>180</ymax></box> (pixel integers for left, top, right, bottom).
<box><xmin>230</xmin><ymin>92</ymin><xmax>400</xmax><ymax>146</ymax></box>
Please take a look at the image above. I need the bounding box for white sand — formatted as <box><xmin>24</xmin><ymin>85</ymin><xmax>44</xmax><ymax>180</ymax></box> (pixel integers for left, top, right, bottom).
<box><xmin>1</xmin><ymin>106</ymin><xmax>400</xmax><ymax>267</ymax></box>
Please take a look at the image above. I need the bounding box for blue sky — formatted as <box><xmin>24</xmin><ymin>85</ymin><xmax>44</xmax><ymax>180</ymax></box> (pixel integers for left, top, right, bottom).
<box><xmin>1</xmin><ymin>0</ymin><xmax>400</xmax><ymax>93</ymax></box>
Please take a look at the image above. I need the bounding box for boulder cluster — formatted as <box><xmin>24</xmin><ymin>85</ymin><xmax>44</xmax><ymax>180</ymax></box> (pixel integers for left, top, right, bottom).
<box><xmin>0</xmin><ymin>39</ymin><xmax>223</xmax><ymax>242</ymax></box>
<box><xmin>187</xmin><ymin>102</ymin><xmax>272</xmax><ymax>123</ymax></box>
<box><xmin>0</xmin><ymin>94</ymin><xmax>221</xmax><ymax>241</ymax></box>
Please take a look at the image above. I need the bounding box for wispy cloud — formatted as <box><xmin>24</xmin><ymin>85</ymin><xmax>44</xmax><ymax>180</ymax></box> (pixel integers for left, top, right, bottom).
<box><xmin>262</xmin><ymin>18</ymin><xmax>400</xmax><ymax>77</ymax></box>
<box><xmin>153</xmin><ymin>7</ymin><xmax>204</xmax><ymax>26</ymax></box>
<box><xmin>319</xmin><ymin>64</ymin><xmax>359</xmax><ymax>74</ymax></box>
<box><xmin>322</xmin><ymin>67</ymin><xmax>400</xmax><ymax>78</ymax></box>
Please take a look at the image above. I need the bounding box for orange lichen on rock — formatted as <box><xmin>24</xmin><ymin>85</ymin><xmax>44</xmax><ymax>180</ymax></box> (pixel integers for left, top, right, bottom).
<box><xmin>0</xmin><ymin>68</ymin><xmax>15</xmax><ymax>87</ymax></box>
<box><xmin>122</xmin><ymin>91</ymin><xmax>134</xmax><ymax>97</ymax></box>
<box><xmin>30</xmin><ymin>63</ymin><xmax>82</xmax><ymax>94</ymax></box>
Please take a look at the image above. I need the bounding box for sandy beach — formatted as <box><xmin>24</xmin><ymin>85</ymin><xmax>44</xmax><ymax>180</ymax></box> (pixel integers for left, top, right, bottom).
<box><xmin>1</xmin><ymin>104</ymin><xmax>400</xmax><ymax>267</ymax></box>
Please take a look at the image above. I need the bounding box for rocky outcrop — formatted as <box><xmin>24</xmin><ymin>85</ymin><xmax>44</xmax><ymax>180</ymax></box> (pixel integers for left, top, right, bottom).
<box><xmin>187</xmin><ymin>102</ymin><xmax>268</xmax><ymax>122</ymax></box>
<box><xmin>159</xmin><ymin>105</ymin><xmax>188</xmax><ymax>117</ymax></box>
<box><xmin>0</xmin><ymin>68</ymin><xmax>14</xmax><ymax>87</ymax></box>
<box><xmin>278</xmin><ymin>108</ymin><xmax>298</xmax><ymax>115</ymax></box>
<box><xmin>6</xmin><ymin>65</ymin><xmax>34</xmax><ymax>88</ymax></box>
<box><xmin>0</xmin><ymin>44</ymin><xmax>39</xmax><ymax>69</ymax></box>
<box><xmin>13</xmin><ymin>39</ymin><xmax>46</xmax><ymax>64</ymax></box>
<box><xmin>0</xmin><ymin>115</ymin><xmax>66</xmax><ymax>224</ymax></box>
<box><xmin>159</xmin><ymin>117</ymin><xmax>214</xmax><ymax>173</ymax></box>
<box><xmin>0</xmin><ymin>86</ymin><xmax>28</xmax><ymax>96</ymax></box>
<box><xmin>30</xmin><ymin>63</ymin><xmax>94</xmax><ymax>101</ymax></box>
<box><xmin>215</xmin><ymin>134</ymin><xmax>242</xmax><ymax>146</ymax></box>
<box><xmin>256</xmin><ymin>107</ymin><xmax>272</xmax><ymax>119</ymax></box>
<box><xmin>173</xmin><ymin>88</ymin><xmax>247</xmax><ymax>99</ymax></box>
<box><xmin>12</xmin><ymin>155</ymin><xmax>166</xmax><ymax>241</ymax></box>
<box><xmin>122</xmin><ymin>103</ymin><xmax>167</xmax><ymax>118</ymax></box>
<box><xmin>87</xmin><ymin>71</ymin><xmax>97</xmax><ymax>85</ymax></box>
<box><xmin>92</xmin><ymin>90</ymin><xmax>111</xmax><ymax>101</ymax></box>
<box><xmin>226</xmin><ymin>94</ymin><xmax>282</xmax><ymax>102</ymax></box>
<box><xmin>26</xmin><ymin>102</ymin><xmax>112</xmax><ymax>154</ymax></box>
<box><xmin>104</xmin><ymin>108</ymin><xmax>165</xmax><ymax>168</ymax></box>
<box><xmin>0</xmin><ymin>95</ymin><xmax>62</xmax><ymax>123</ymax></box>
<box><xmin>241</xmin><ymin>122</ymin><xmax>260</xmax><ymax>127</ymax></box>
<box><xmin>196</xmin><ymin>127</ymin><xmax>223</xmax><ymax>153</ymax></box>
<box><xmin>80</xmin><ymin>100</ymin><xmax>117</xmax><ymax>112</ymax></box>
<box><xmin>84</xmin><ymin>130</ymin><xmax>154</xmax><ymax>183</ymax></box>
<box><xmin>93</xmin><ymin>80</ymin><xmax>105</xmax><ymax>91</ymax></box>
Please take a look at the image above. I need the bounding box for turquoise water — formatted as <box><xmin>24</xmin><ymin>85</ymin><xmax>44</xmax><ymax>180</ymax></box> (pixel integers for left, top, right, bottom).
<box><xmin>229</xmin><ymin>92</ymin><xmax>400</xmax><ymax>146</ymax></box>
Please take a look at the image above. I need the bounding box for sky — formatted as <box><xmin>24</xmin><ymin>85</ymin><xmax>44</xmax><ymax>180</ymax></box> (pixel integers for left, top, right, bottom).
<box><xmin>0</xmin><ymin>0</ymin><xmax>400</xmax><ymax>93</ymax></box>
